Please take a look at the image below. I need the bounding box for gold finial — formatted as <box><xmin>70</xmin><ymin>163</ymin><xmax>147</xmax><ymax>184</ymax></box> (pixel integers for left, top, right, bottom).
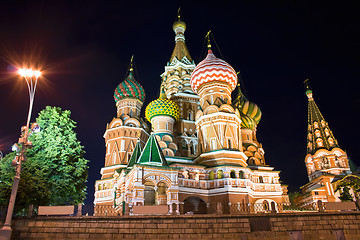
<box><xmin>304</xmin><ymin>78</ymin><xmax>311</xmax><ymax>90</ymax></box>
<box><xmin>129</xmin><ymin>55</ymin><xmax>134</xmax><ymax>72</ymax></box>
<box><xmin>206</xmin><ymin>30</ymin><xmax>212</xmax><ymax>49</ymax></box>
<box><xmin>177</xmin><ymin>7</ymin><xmax>181</xmax><ymax>20</ymax></box>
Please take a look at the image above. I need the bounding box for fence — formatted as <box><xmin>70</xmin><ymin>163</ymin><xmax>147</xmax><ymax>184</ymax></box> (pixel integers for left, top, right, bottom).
<box><xmin>1</xmin><ymin>201</ymin><xmax>357</xmax><ymax>218</ymax></box>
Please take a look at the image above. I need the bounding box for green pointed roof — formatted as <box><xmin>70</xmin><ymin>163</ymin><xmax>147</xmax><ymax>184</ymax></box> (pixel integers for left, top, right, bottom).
<box><xmin>127</xmin><ymin>140</ymin><xmax>143</xmax><ymax>167</ymax></box>
<box><xmin>305</xmin><ymin>81</ymin><xmax>339</xmax><ymax>155</ymax></box>
<box><xmin>136</xmin><ymin>134</ymin><xmax>169</xmax><ymax>167</ymax></box>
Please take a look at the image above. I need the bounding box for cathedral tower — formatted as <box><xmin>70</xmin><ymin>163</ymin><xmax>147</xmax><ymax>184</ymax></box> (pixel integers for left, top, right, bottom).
<box><xmin>190</xmin><ymin>42</ymin><xmax>247</xmax><ymax>166</ymax></box>
<box><xmin>304</xmin><ymin>81</ymin><xmax>351</xmax><ymax>180</ymax></box>
<box><xmin>145</xmin><ymin>89</ymin><xmax>180</xmax><ymax>157</ymax></box>
<box><xmin>296</xmin><ymin>80</ymin><xmax>352</xmax><ymax>205</ymax></box>
<box><xmin>102</xmin><ymin>59</ymin><xmax>149</xmax><ymax>178</ymax></box>
<box><xmin>160</xmin><ymin>10</ymin><xmax>199</xmax><ymax>157</ymax></box>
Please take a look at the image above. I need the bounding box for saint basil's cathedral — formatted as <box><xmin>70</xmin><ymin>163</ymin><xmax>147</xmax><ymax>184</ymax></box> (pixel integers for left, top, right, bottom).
<box><xmin>93</xmin><ymin>13</ymin><xmax>355</xmax><ymax>215</ymax></box>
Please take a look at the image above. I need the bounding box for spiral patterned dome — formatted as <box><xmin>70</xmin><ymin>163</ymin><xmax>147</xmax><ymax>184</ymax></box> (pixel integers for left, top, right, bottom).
<box><xmin>145</xmin><ymin>94</ymin><xmax>180</xmax><ymax>121</ymax></box>
<box><xmin>114</xmin><ymin>72</ymin><xmax>145</xmax><ymax>103</ymax></box>
<box><xmin>190</xmin><ymin>50</ymin><xmax>237</xmax><ymax>94</ymax></box>
<box><xmin>240</xmin><ymin>114</ymin><xmax>257</xmax><ymax>130</ymax></box>
<box><xmin>241</xmin><ymin>100</ymin><xmax>262</xmax><ymax>124</ymax></box>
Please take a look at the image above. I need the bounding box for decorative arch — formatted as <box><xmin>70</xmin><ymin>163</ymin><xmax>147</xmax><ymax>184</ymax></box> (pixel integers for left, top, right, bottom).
<box><xmin>219</xmin><ymin>104</ymin><xmax>234</xmax><ymax>113</ymax></box>
<box><xmin>124</xmin><ymin>118</ymin><xmax>140</xmax><ymax>128</ymax></box>
<box><xmin>203</xmin><ymin>105</ymin><xmax>219</xmax><ymax>115</ymax></box>
<box><xmin>109</xmin><ymin>119</ymin><xmax>123</xmax><ymax>129</ymax></box>
<box><xmin>143</xmin><ymin>173</ymin><xmax>172</xmax><ymax>188</ymax></box>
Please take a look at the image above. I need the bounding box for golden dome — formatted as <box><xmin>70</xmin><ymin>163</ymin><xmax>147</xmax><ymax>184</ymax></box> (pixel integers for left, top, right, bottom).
<box><xmin>173</xmin><ymin>20</ymin><xmax>186</xmax><ymax>31</ymax></box>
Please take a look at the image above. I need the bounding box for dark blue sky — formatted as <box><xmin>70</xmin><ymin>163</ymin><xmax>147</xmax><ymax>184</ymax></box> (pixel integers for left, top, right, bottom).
<box><xmin>0</xmin><ymin>1</ymin><xmax>359</xmax><ymax>205</ymax></box>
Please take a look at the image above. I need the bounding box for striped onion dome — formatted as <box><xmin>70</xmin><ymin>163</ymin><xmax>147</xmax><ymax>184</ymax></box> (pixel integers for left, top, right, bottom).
<box><xmin>241</xmin><ymin>100</ymin><xmax>262</xmax><ymax>124</ymax></box>
<box><xmin>145</xmin><ymin>92</ymin><xmax>180</xmax><ymax>121</ymax></box>
<box><xmin>190</xmin><ymin>50</ymin><xmax>237</xmax><ymax>94</ymax></box>
<box><xmin>240</xmin><ymin>114</ymin><xmax>257</xmax><ymax>130</ymax></box>
<box><xmin>114</xmin><ymin>72</ymin><xmax>145</xmax><ymax>103</ymax></box>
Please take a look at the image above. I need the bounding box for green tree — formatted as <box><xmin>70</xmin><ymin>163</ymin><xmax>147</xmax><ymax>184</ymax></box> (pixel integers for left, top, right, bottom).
<box><xmin>335</xmin><ymin>175</ymin><xmax>360</xmax><ymax>206</ymax></box>
<box><xmin>0</xmin><ymin>106</ymin><xmax>88</xmax><ymax>212</ymax></box>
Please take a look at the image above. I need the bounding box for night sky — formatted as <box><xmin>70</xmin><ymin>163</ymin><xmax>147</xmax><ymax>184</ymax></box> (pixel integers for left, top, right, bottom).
<box><xmin>0</xmin><ymin>1</ymin><xmax>359</xmax><ymax>205</ymax></box>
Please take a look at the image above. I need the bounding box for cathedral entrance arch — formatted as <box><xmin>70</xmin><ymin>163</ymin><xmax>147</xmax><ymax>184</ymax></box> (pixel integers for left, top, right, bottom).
<box><xmin>184</xmin><ymin>197</ymin><xmax>207</xmax><ymax>214</ymax></box>
<box><xmin>144</xmin><ymin>181</ymin><xmax>156</xmax><ymax>206</ymax></box>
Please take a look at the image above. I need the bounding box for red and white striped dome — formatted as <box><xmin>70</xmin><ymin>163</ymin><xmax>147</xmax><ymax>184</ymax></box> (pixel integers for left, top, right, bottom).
<box><xmin>190</xmin><ymin>50</ymin><xmax>237</xmax><ymax>93</ymax></box>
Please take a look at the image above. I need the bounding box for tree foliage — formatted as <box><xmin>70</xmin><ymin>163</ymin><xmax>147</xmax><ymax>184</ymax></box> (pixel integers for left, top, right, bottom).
<box><xmin>335</xmin><ymin>175</ymin><xmax>360</xmax><ymax>204</ymax></box>
<box><xmin>0</xmin><ymin>106</ymin><xmax>88</xmax><ymax>212</ymax></box>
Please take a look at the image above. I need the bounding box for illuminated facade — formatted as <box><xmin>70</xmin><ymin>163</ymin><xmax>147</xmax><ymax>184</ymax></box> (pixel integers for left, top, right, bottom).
<box><xmin>295</xmin><ymin>82</ymin><xmax>353</xmax><ymax>205</ymax></box>
<box><xmin>94</xmin><ymin>14</ymin><xmax>289</xmax><ymax>215</ymax></box>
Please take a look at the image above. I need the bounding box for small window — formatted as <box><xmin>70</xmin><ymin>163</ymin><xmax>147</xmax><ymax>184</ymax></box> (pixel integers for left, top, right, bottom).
<box><xmin>190</xmin><ymin>144</ymin><xmax>195</xmax><ymax>155</ymax></box>
<box><xmin>263</xmin><ymin>200</ymin><xmax>269</xmax><ymax>211</ymax></box>
<box><xmin>230</xmin><ymin>170</ymin><xmax>236</xmax><ymax>178</ymax></box>
<box><xmin>239</xmin><ymin>171</ymin><xmax>244</xmax><ymax>179</ymax></box>
<box><xmin>209</xmin><ymin>171</ymin><xmax>214</xmax><ymax>180</ymax></box>
<box><xmin>314</xmin><ymin>191</ymin><xmax>319</xmax><ymax>195</ymax></box>
<box><xmin>217</xmin><ymin>170</ymin><xmax>223</xmax><ymax>179</ymax></box>
<box><xmin>259</xmin><ymin>176</ymin><xmax>264</xmax><ymax>183</ymax></box>
<box><xmin>228</xmin><ymin>139</ymin><xmax>232</xmax><ymax>148</ymax></box>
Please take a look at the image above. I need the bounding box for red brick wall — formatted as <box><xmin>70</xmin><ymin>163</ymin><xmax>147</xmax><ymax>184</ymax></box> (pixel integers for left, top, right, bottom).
<box><xmin>2</xmin><ymin>212</ymin><xmax>360</xmax><ymax>240</ymax></box>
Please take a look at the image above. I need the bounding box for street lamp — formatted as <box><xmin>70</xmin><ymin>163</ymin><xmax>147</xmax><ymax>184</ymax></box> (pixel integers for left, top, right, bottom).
<box><xmin>0</xmin><ymin>68</ymin><xmax>41</xmax><ymax>240</ymax></box>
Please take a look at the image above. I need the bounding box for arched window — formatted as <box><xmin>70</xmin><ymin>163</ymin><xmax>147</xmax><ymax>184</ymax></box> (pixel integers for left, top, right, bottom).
<box><xmin>259</xmin><ymin>176</ymin><xmax>264</xmax><ymax>183</ymax></box>
<box><xmin>188</xmin><ymin>110</ymin><xmax>193</xmax><ymax>120</ymax></box>
<box><xmin>209</xmin><ymin>171</ymin><xmax>214</xmax><ymax>180</ymax></box>
<box><xmin>190</xmin><ymin>144</ymin><xmax>194</xmax><ymax>155</ymax></box>
<box><xmin>217</xmin><ymin>170</ymin><xmax>223</xmax><ymax>179</ymax></box>
<box><xmin>129</xmin><ymin>109</ymin><xmax>133</xmax><ymax>117</ymax></box>
<box><xmin>263</xmin><ymin>200</ymin><xmax>269</xmax><ymax>211</ymax></box>
<box><xmin>239</xmin><ymin>170</ymin><xmax>244</xmax><ymax>179</ymax></box>
<box><xmin>166</xmin><ymin>122</ymin><xmax>169</xmax><ymax>130</ymax></box>
<box><xmin>230</xmin><ymin>170</ymin><xmax>236</xmax><ymax>178</ymax></box>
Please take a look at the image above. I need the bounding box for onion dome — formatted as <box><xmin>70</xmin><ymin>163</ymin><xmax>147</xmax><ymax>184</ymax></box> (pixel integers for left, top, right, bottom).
<box><xmin>145</xmin><ymin>91</ymin><xmax>180</xmax><ymax>121</ymax></box>
<box><xmin>190</xmin><ymin>50</ymin><xmax>237</xmax><ymax>94</ymax></box>
<box><xmin>241</xmin><ymin>100</ymin><xmax>262</xmax><ymax>124</ymax></box>
<box><xmin>234</xmin><ymin>85</ymin><xmax>262</xmax><ymax>124</ymax></box>
<box><xmin>241</xmin><ymin>114</ymin><xmax>257</xmax><ymax>130</ymax></box>
<box><xmin>114</xmin><ymin>72</ymin><xmax>145</xmax><ymax>103</ymax></box>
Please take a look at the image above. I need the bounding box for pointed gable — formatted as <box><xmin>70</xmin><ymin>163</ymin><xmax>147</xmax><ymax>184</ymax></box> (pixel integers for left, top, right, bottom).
<box><xmin>127</xmin><ymin>140</ymin><xmax>143</xmax><ymax>167</ymax></box>
<box><xmin>137</xmin><ymin>134</ymin><xmax>169</xmax><ymax>167</ymax></box>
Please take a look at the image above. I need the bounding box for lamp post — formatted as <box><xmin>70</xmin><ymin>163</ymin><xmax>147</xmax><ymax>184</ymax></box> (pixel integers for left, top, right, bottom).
<box><xmin>0</xmin><ymin>68</ymin><xmax>41</xmax><ymax>240</ymax></box>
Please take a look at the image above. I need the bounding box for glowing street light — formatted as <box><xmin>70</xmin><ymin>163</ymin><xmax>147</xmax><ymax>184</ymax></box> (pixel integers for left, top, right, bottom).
<box><xmin>0</xmin><ymin>68</ymin><xmax>42</xmax><ymax>240</ymax></box>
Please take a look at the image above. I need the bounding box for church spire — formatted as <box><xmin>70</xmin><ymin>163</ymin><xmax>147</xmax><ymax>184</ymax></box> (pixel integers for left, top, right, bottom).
<box><xmin>305</xmin><ymin>79</ymin><xmax>339</xmax><ymax>155</ymax></box>
<box><xmin>170</xmin><ymin>8</ymin><xmax>193</xmax><ymax>63</ymax></box>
